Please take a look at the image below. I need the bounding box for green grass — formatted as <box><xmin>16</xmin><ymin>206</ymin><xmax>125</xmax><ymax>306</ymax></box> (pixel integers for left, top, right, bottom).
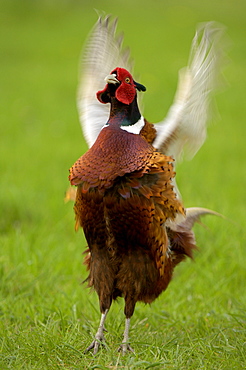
<box><xmin>1</xmin><ymin>0</ymin><xmax>246</xmax><ymax>369</ymax></box>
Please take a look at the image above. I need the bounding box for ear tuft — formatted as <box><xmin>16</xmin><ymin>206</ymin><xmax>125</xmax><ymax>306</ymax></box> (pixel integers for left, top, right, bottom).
<box><xmin>134</xmin><ymin>81</ymin><xmax>146</xmax><ymax>92</ymax></box>
<box><xmin>96</xmin><ymin>88</ymin><xmax>111</xmax><ymax>104</ymax></box>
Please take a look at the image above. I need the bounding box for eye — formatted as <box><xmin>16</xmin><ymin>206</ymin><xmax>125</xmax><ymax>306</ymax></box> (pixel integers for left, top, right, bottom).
<box><xmin>125</xmin><ymin>77</ymin><xmax>131</xmax><ymax>83</ymax></box>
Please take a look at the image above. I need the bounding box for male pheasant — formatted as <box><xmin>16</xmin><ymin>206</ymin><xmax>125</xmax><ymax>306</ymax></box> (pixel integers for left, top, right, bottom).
<box><xmin>69</xmin><ymin>16</ymin><xmax>224</xmax><ymax>354</ymax></box>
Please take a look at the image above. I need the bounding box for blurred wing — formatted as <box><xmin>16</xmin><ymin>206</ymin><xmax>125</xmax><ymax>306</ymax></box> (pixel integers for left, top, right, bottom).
<box><xmin>77</xmin><ymin>15</ymin><xmax>133</xmax><ymax>147</ymax></box>
<box><xmin>153</xmin><ymin>22</ymin><xmax>225</xmax><ymax>160</ymax></box>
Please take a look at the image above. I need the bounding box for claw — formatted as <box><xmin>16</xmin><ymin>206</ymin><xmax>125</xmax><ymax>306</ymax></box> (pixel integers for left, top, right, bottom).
<box><xmin>84</xmin><ymin>337</ymin><xmax>106</xmax><ymax>355</ymax></box>
<box><xmin>118</xmin><ymin>343</ymin><xmax>134</xmax><ymax>355</ymax></box>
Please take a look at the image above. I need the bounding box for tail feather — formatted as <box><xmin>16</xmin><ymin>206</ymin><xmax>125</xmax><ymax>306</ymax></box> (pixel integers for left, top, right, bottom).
<box><xmin>179</xmin><ymin>207</ymin><xmax>223</xmax><ymax>230</ymax></box>
<box><xmin>167</xmin><ymin>207</ymin><xmax>222</xmax><ymax>267</ymax></box>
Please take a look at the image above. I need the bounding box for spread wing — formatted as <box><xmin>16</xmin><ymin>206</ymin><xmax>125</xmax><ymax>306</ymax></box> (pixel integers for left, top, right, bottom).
<box><xmin>77</xmin><ymin>16</ymin><xmax>133</xmax><ymax>147</ymax></box>
<box><xmin>153</xmin><ymin>22</ymin><xmax>225</xmax><ymax>161</ymax></box>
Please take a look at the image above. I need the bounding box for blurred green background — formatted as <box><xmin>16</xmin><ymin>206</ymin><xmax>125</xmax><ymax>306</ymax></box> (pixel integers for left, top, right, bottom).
<box><xmin>1</xmin><ymin>0</ymin><xmax>246</xmax><ymax>369</ymax></box>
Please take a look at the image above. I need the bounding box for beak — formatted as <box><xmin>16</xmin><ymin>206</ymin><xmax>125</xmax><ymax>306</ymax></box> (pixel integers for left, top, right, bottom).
<box><xmin>104</xmin><ymin>73</ymin><xmax>120</xmax><ymax>85</ymax></box>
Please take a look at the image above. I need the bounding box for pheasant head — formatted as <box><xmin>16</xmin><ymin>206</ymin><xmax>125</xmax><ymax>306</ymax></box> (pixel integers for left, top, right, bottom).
<box><xmin>97</xmin><ymin>67</ymin><xmax>146</xmax><ymax>129</ymax></box>
<box><xmin>97</xmin><ymin>67</ymin><xmax>146</xmax><ymax>105</ymax></box>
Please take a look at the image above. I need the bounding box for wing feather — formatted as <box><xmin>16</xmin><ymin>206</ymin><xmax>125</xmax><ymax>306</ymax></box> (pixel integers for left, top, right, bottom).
<box><xmin>77</xmin><ymin>16</ymin><xmax>133</xmax><ymax>147</ymax></box>
<box><xmin>153</xmin><ymin>22</ymin><xmax>225</xmax><ymax>160</ymax></box>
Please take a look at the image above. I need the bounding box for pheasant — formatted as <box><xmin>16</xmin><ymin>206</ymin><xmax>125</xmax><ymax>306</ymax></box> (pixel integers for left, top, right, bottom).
<box><xmin>69</xmin><ymin>16</ymin><xmax>224</xmax><ymax>354</ymax></box>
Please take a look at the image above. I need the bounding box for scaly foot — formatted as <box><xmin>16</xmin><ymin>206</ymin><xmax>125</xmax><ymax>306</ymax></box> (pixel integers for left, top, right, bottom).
<box><xmin>84</xmin><ymin>311</ymin><xmax>108</xmax><ymax>355</ymax></box>
<box><xmin>117</xmin><ymin>317</ymin><xmax>134</xmax><ymax>354</ymax></box>
<box><xmin>84</xmin><ymin>332</ymin><xmax>106</xmax><ymax>355</ymax></box>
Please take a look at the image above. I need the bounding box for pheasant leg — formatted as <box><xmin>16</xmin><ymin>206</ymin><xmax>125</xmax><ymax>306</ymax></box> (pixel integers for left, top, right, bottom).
<box><xmin>118</xmin><ymin>318</ymin><xmax>134</xmax><ymax>354</ymax></box>
<box><xmin>85</xmin><ymin>309</ymin><xmax>108</xmax><ymax>355</ymax></box>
